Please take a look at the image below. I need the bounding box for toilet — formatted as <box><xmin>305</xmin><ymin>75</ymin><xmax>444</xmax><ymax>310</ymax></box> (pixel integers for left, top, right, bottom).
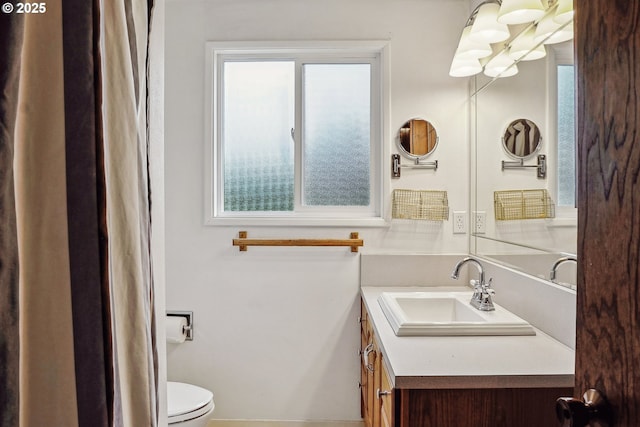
<box><xmin>168</xmin><ymin>381</ymin><xmax>214</xmax><ymax>426</ymax></box>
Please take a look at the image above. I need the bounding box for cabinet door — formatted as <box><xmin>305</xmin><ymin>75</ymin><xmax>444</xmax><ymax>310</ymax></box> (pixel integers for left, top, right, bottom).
<box><xmin>360</xmin><ymin>302</ymin><xmax>376</xmax><ymax>427</ymax></box>
<box><xmin>361</xmin><ymin>341</ymin><xmax>375</xmax><ymax>427</ymax></box>
<box><xmin>396</xmin><ymin>387</ymin><xmax>572</xmax><ymax>427</ymax></box>
<box><xmin>359</xmin><ymin>300</ymin><xmax>369</xmax><ymax>341</ymax></box>
<box><xmin>372</xmin><ymin>338</ymin><xmax>382</xmax><ymax>427</ymax></box>
<box><xmin>361</xmin><ymin>300</ymin><xmax>394</xmax><ymax>427</ymax></box>
<box><xmin>379</xmin><ymin>355</ymin><xmax>394</xmax><ymax>427</ymax></box>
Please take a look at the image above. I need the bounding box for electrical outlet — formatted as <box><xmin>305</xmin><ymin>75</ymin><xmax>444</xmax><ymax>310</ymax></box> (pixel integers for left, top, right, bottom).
<box><xmin>453</xmin><ymin>211</ymin><xmax>467</xmax><ymax>234</ymax></box>
<box><xmin>475</xmin><ymin>211</ymin><xmax>486</xmax><ymax>234</ymax></box>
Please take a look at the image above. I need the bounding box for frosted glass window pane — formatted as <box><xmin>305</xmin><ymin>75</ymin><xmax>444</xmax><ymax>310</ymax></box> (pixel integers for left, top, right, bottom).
<box><xmin>223</xmin><ymin>61</ymin><xmax>295</xmax><ymax>211</ymax></box>
<box><xmin>557</xmin><ymin>65</ymin><xmax>576</xmax><ymax>207</ymax></box>
<box><xmin>303</xmin><ymin>64</ymin><xmax>371</xmax><ymax>206</ymax></box>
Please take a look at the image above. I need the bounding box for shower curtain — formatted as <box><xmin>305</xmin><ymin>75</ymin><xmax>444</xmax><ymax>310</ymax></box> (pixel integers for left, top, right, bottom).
<box><xmin>0</xmin><ymin>1</ymin><xmax>158</xmax><ymax>426</ymax></box>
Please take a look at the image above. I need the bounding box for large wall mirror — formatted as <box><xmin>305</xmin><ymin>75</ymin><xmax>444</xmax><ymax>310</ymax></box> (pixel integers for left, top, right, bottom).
<box><xmin>470</xmin><ymin>39</ymin><xmax>577</xmax><ymax>289</ymax></box>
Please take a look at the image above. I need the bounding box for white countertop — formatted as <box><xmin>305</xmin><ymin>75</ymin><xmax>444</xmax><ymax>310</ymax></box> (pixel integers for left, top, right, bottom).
<box><xmin>361</xmin><ymin>286</ymin><xmax>575</xmax><ymax>390</ymax></box>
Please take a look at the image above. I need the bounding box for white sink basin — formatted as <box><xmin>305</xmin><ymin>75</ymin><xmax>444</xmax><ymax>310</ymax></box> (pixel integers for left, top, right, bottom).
<box><xmin>377</xmin><ymin>291</ymin><xmax>536</xmax><ymax>336</ymax></box>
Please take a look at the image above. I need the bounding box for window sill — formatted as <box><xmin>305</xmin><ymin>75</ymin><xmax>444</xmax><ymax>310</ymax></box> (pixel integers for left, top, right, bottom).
<box><xmin>205</xmin><ymin>216</ymin><xmax>390</xmax><ymax>228</ymax></box>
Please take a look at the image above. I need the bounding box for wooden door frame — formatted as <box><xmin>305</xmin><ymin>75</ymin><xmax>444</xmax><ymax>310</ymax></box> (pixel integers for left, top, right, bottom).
<box><xmin>576</xmin><ymin>1</ymin><xmax>640</xmax><ymax>424</ymax></box>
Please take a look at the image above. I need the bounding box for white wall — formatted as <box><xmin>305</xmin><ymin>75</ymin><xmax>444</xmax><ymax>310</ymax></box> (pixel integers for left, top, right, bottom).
<box><xmin>165</xmin><ymin>0</ymin><xmax>469</xmax><ymax>421</ymax></box>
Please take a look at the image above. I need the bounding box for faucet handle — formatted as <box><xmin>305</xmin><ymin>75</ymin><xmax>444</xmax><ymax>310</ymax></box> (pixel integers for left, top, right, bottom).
<box><xmin>478</xmin><ymin>278</ymin><xmax>496</xmax><ymax>311</ymax></box>
<box><xmin>482</xmin><ymin>278</ymin><xmax>495</xmax><ymax>296</ymax></box>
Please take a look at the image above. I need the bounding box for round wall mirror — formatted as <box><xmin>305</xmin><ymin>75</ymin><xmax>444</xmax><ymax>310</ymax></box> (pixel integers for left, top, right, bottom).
<box><xmin>398</xmin><ymin>119</ymin><xmax>438</xmax><ymax>159</ymax></box>
<box><xmin>502</xmin><ymin>118</ymin><xmax>542</xmax><ymax>159</ymax></box>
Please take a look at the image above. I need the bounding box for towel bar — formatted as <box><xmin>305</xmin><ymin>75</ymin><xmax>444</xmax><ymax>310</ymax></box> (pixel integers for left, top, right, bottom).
<box><xmin>232</xmin><ymin>231</ymin><xmax>364</xmax><ymax>252</ymax></box>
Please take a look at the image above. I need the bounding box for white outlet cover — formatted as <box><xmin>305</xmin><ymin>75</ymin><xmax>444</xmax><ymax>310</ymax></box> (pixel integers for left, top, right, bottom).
<box><xmin>475</xmin><ymin>211</ymin><xmax>486</xmax><ymax>234</ymax></box>
<box><xmin>453</xmin><ymin>211</ymin><xmax>467</xmax><ymax>234</ymax></box>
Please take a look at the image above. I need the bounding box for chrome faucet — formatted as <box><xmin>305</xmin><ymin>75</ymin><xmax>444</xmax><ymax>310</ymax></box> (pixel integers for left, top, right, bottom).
<box><xmin>451</xmin><ymin>257</ymin><xmax>495</xmax><ymax>311</ymax></box>
<box><xmin>550</xmin><ymin>256</ymin><xmax>577</xmax><ymax>282</ymax></box>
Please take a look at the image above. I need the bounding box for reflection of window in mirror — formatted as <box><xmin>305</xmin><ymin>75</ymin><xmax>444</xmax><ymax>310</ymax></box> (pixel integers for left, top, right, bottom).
<box><xmin>557</xmin><ymin>64</ymin><xmax>575</xmax><ymax>208</ymax></box>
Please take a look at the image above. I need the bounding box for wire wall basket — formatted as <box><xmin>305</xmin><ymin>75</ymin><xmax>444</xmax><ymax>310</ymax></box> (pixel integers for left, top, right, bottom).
<box><xmin>494</xmin><ymin>189</ymin><xmax>555</xmax><ymax>221</ymax></box>
<box><xmin>392</xmin><ymin>189</ymin><xmax>449</xmax><ymax>221</ymax></box>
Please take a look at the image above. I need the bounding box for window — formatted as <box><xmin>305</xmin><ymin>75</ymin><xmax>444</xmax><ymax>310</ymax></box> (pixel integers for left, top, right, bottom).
<box><xmin>557</xmin><ymin>64</ymin><xmax>575</xmax><ymax>207</ymax></box>
<box><xmin>205</xmin><ymin>42</ymin><xmax>387</xmax><ymax>226</ymax></box>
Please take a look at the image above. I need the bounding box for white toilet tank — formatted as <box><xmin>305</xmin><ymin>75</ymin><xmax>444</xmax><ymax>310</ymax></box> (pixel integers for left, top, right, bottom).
<box><xmin>168</xmin><ymin>381</ymin><xmax>214</xmax><ymax>426</ymax></box>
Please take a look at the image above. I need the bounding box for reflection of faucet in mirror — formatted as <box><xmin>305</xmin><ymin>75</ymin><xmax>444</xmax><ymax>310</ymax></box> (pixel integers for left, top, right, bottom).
<box><xmin>451</xmin><ymin>257</ymin><xmax>495</xmax><ymax>311</ymax></box>
<box><xmin>550</xmin><ymin>256</ymin><xmax>578</xmax><ymax>282</ymax></box>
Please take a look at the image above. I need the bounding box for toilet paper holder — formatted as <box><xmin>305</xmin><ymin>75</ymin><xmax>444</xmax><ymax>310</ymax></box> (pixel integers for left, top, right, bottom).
<box><xmin>167</xmin><ymin>311</ymin><xmax>194</xmax><ymax>341</ymax></box>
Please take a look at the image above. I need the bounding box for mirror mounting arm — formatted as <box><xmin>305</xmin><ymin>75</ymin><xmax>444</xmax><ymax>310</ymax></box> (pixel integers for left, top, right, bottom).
<box><xmin>391</xmin><ymin>154</ymin><xmax>438</xmax><ymax>178</ymax></box>
<box><xmin>501</xmin><ymin>154</ymin><xmax>546</xmax><ymax>179</ymax></box>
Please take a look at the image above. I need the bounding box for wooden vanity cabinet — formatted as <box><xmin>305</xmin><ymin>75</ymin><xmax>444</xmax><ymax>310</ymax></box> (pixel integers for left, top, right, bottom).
<box><xmin>360</xmin><ymin>299</ymin><xmax>571</xmax><ymax>427</ymax></box>
<box><xmin>360</xmin><ymin>300</ymin><xmax>394</xmax><ymax>427</ymax></box>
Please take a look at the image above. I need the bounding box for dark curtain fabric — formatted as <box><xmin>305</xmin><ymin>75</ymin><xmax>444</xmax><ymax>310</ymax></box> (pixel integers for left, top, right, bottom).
<box><xmin>0</xmin><ymin>13</ymin><xmax>24</xmax><ymax>427</ymax></box>
<box><xmin>61</xmin><ymin>1</ymin><xmax>112</xmax><ymax>426</ymax></box>
<box><xmin>0</xmin><ymin>0</ymin><xmax>158</xmax><ymax>426</ymax></box>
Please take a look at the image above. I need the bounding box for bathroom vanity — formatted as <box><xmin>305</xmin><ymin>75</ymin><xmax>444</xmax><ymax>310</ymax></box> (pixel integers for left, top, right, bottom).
<box><xmin>359</xmin><ymin>286</ymin><xmax>574</xmax><ymax>427</ymax></box>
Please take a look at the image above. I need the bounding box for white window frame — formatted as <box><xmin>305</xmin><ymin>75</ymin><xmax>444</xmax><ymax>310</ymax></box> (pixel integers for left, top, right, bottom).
<box><xmin>546</xmin><ymin>48</ymin><xmax>577</xmax><ymax>226</ymax></box>
<box><xmin>204</xmin><ymin>41</ymin><xmax>390</xmax><ymax>227</ymax></box>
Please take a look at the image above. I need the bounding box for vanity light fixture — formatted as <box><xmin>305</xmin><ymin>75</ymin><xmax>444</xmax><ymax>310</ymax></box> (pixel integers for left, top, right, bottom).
<box><xmin>449</xmin><ymin>57</ymin><xmax>484</xmax><ymax>77</ymax></box>
<box><xmin>484</xmin><ymin>50</ymin><xmax>519</xmax><ymax>78</ymax></box>
<box><xmin>469</xmin><ymin>2</ymin><xmax>511</xmax><ymax>43</ymax></box>
<box><xmin>534</xmin><ymin>13</ymin><xmax>574</xmax><ymax>45</ymax></box>
<box><xmin>448</xmin><ymin>8</ymin><xmax>494</xmax><ymax>77</ymax></box>
<box><xmin>497</xmin><ymin>0</ymin><xmax>546</xmax><ymax>25</ymax></box>
<box><xmin>454</xmin><ymin>26</ymin><xmax>493</xmax><ymax>60</ymax></box>
<box><xmin>553</xmin><ymin>0</ymin><xmax>573</xmax><ymax>25</ymax></box>
<box><xmin>449</xmin><ymin>1</ymin><xmax>509</xmax><ymax>77</ymax></box>
<box><xmin>449</xmin><ymin>0</ymin><xmax>573</xmax><ymax>79</ymax></box>
<box><xmin>508</xmin><ymin>26</ymin><xmax>546</xmax><ymax>61</ymax></box>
